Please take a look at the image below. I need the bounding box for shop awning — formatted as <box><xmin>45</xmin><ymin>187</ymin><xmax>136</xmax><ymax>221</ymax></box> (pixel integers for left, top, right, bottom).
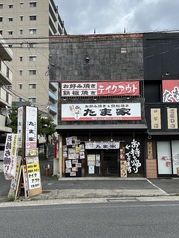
<box><xmin>56</xmin><ymin>124</ymin><xmax>147</xmax><ymax>132</ymax></box>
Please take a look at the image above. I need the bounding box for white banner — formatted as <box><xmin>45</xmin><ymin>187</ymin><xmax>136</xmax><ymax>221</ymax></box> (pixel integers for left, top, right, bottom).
<box><xmin>61</xmin><ymin>103</ymin><xmax>141</xmax><ymax>121</ymax></box>
<box><xmin>3</xmin><ymin>134</ymin><xmax>18</xmax><ymax>180</ymax></box>
<box><xmin>26</xmin><ymin>106</ymin><xmax>37</xmax><ymax>149</ymax></box>
<box><xmin>85</xmin><ymin>141</ymin><xmax>120</xmax><ymax>149</ymax></box>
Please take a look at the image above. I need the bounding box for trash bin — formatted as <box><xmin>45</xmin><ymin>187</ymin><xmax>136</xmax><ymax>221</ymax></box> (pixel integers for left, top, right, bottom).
<box><xmin>45</xmin><ymin>168</ymin><xmax>50</xmax><ymax>176</ymax></box>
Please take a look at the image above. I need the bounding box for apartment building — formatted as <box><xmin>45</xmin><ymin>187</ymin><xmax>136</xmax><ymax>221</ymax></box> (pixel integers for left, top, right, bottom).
<box><xmin>0</xmin><ymin>0</ymin><xmax>67</xmax><ymax>126</ymax></box>
<box><xmin>0</xmin><ymin>35</ymin><xmax>13</xmax><ymax>161</ymax></box>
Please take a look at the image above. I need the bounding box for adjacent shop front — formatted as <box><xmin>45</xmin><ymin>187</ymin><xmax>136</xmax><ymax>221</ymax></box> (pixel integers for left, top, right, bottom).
<box><xmin>145</xmin><ymin>80</ymin><xmax>179</xmax><ymax>178</ymax></box>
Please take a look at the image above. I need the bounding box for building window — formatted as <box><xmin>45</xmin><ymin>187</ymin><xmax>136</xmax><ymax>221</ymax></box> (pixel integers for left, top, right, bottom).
<box><xmin>29</xmin><ymin>16</ymin><xmax>36</xmax><ymax>21</ymax></box>
<box><xmin>19</xmin><ymin>70</ymin><xmax>23</xmax><ymax>75</ymax></box>
<box><xmin>19</xmin><ymin>57</ymin><xmax>23</xmax><ymax>61</ymax></box>
<box><xmin>8</xmin><ymin>31</ymin><xmax>13</xmax><ymax>35</ymax></box>
<box><xmin>8</xmin><ymin>18</ymin><xmax>13</xmax><ymax>22</ymax></box>
<box><xmin>20</xmin><ymin>16</ymin><xmax>23</xmax><ymax>21</ymax></box>
<box><xmin>19</xmin><ymin>98</ymin><xmax>22</xmax><ymax>102</ymax></box>
<box><xmin>29</xmin><ymin>84</ymin><xmax>36</xmax><ymax>89</ymax></box>
<box><xmin>0</xmin><ymin>30</ymin><xmax>2</xmax><ymax>35</ymax></box>
<box><xmin>19</xmin><ymin>84</ymin><xmax>22</xmax><ymax>89</ymax></box>
<box><xmin>8</xmin><ymin>45</ymin><xmax>12</xmax><ymax>48</ymax></box>
<box><xmin>28</xmin><ymin>43</ymin><xmax>36</xmax><ymax>48</ymax></box>
<box><xmin>20</xmin><ymin>29</ymin><xmax>23</xmax><ymax>35</ymax></box>
<box><xmin>0</xmin><ymin>4</ymin><xmax>3</xmax><ymax>9</ymax></box>
<box><xmin>9</xmin><ymin>5</ymin><xmax>13</xmax><ymax>8</ymax></box>
<box><xmin>121</xmin><ymin>47</ymin><xmax>127</xmax><ymax>54</ymax></box>
<box><xmin>29</xmin><ymin>29</ymin><xmax>36</xmax><ymax>35</ymax></box>
<box><xmin>20</xmin><ymin>3</ymin><xmax>23</xmax><ymax>8</ymax></box>
<box><xmin>29</xmin><ymin>56</ymin><xmax>36</xmax><ymax>62</ymax></box>
<box><xmin>0</xmin><ymin>17</ymin><xmax>3</xmax><ymax>22</ymax></box>
<box><xmin>29</xmin><ymin>70</ymin><xmax>36</xmax><ymax>75</ymax></box>
<box><xmin>6</xmin><ymin>67</ymin><xmax>9</xmax><ymax>78</ymax></box>
<box><xmin>28</xmin><ymin>98</ymin><xmax>36</xmax><ymax>103</ymax></box>
<box><xmin>30</xmin><ymin>2</ymin><xmax>37</xmax><ymax>8</ymax></box>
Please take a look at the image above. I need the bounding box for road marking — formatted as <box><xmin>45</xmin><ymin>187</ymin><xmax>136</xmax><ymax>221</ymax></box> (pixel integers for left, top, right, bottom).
<box><xmin>147</xmin><ymin>179</ymin><xmax>169</xmax><ymax>195</ymax></box>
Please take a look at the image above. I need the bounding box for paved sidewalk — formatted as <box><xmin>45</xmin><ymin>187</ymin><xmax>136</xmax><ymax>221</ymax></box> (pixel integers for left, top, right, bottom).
<box><xmin>1</xmin><ymin>158</ymin><xmax>179</xmax><ymax>203</ymax></box>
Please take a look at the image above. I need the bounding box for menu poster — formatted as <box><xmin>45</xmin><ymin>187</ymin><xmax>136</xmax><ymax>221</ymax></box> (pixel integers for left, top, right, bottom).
<box><xmin>88</xmin><ymin>166</ymin><xmax>95</xmax><ymax>174</ymax></box>
<box><xmin>87</xmin><ymin>154</ymin><xmax>95</xmax><ymax>166</ymax></box>
<box><xmin>26</xmin><ymin>156</ymin><xmax>41</xmax><ymax>190</ymax></box>
<box><xmin>79</xmin><ymin>144</ymin><xmax>85</xmax><ymax>151</ymax></box>
<box><xmin>66</xmin><ymin>160</ymin><xmax>72</xmax><ymax>169</ymax></box>
<box><xmin>96</xmin><ymin>154</ymin><xmax>100</xmax><ymax>167</ymax></box>
<box><xmin>80</xmin><ymin>151</ymin><xmax>85</xmax><ymax>159</ymax></box>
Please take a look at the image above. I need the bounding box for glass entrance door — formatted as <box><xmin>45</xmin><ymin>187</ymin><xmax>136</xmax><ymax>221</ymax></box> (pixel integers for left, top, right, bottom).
<box><xmin>103</xmin><ymin>150</ymin><xmax>118</xmax><ymax>176</ymax></box>
<box><xmin>171</xmin><ymin>140</ymin><xmax>179</xmax><ymax>175</ymax></box>
<box><xmin>157</xmin><ymin>140</ymin><xmax>179</xmax><ymax>176</ymax></box>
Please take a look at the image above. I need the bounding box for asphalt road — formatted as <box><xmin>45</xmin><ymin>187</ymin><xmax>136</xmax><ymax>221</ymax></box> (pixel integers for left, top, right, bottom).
<box><xmin>0</xmin><ymin>201</ymin><xmax>179</xmax><ymax>238</ymax></box>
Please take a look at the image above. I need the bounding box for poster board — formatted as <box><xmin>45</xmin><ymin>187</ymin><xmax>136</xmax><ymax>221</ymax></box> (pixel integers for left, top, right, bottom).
<box><xmin>26</xmin><ymin>156</ymin><xmax>42</xmax><ymax>197</ymax></box>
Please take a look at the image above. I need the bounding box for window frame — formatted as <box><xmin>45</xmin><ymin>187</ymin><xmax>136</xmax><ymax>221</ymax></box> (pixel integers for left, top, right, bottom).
<box><xmin>29</xmin><ymin>15</ymin><xmax>37</xmax><ymax>21</ymax></box>
<box><xmin>29</xmin><ymin>56</ymin><xmax>37</xmax><ymax>62</ymax></box>
<box><xmin>8</xmin><ymin>31</ymin><xmax>13</xmax><ymax>35</ymax></box>
<box><xmin>29</xmin><ymin>69</ymin><xmax>36</xmax><ymax>75</ymax></box>
<box><xmin>29</xmin><ymin>83</ymin><xmax>36</xmax><ymax>89</ymax></box>
<box><xmin>29</xmin><ymin>29</ymin><xmax>36</xmax><ymax>35</ymax></box>
<box><xmin>29</xmin><ymin>2</ymin><xmax>37</xmax><ymax>8</ymax></box>
<box><xmin>28</xmin><ymin>97</ymin><xmax>36</xmax><ymax>103</ymax></box>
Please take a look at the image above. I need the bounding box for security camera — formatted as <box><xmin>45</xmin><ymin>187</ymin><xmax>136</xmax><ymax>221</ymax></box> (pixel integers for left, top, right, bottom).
<box><xmin>85</xmin><ymin>57</ymin><xmax>89</xmax><ymax>62</ymax></box>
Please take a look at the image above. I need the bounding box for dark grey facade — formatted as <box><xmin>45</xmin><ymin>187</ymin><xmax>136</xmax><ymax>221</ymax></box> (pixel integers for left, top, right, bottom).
<box><xmin>144</xmin><ymin>32</ymin><xmax>179</xmax><ymax>178</ymax></box>
<box><xmin>50</xmin><ymin>34</ymin><xmax>147</xmax><ymax>178</ymax></box>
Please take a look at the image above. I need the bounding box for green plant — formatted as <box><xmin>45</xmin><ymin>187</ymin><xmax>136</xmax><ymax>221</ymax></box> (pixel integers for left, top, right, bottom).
<box><xmin>7</xmin><ymin>195</ymin><xmax>15</xmax><ymax>202</ymax></box>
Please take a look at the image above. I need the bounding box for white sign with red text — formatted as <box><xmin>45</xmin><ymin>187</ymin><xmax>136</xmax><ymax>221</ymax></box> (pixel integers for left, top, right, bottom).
<box><xmin>61</xmin><ymin>103</ymin><xmax>141</xmax><ymax>121</ymax></box>
<box><xmin>61</xmin><ymin>81</ymin><xmax>140</xmax><ymax>97</ymax></box>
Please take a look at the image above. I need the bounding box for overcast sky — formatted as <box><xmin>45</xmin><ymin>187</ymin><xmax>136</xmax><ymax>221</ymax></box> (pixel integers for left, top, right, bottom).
<box><xmin>56</xmin><ymin>0</ymin><xmax>179</xmax><ymax>35</ymax></box>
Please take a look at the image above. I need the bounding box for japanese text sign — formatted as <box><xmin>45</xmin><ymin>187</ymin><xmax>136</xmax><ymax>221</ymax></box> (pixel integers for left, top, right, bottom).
<box><xmin>26</xmin><ymin>157</ymin><xmax>41</xmax><ymax>190</ymax></box>
<box><xmin>61</xmin><ymin>103</ymin><xmax>141</xmax><ymax>121</ymax></box>
<box><xmin>162</xmin><ymin>80</ymin><xmax>179</xmax><ymax>102</ymax></box>
<box><xmin>26</xmin><ymin>106</ymin><xmax>37</xmax><ymax>149</ymax></box>
<box><xmin>61</xmin><ymin>81</ymin><xmax>140</xmax><ymax>97</ymax></box>
<box><xmin>3</xmin><ymin>134</ymin><xmax>18</xmax><ymax>180</ymax></box>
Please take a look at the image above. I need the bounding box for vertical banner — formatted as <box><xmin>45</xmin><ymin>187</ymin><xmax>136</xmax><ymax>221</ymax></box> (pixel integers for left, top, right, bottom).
<box><xmin>147</xmin><ymin>142</ymin><xmax>153</xmax><ymax>160</ymax></box>
<box><xmin>17</xmin><ymin>107</ymin><xmax>23</xmax><ymax>149</ymax></box>
<box><xmin>10</xmin><ymin>156</ymin><xmax>22</xmax><ymax>190</ymax></box>
<box><xmin>3</xmin><ymin>134</ymin><xmax>18</xmax><ymax>180</ymax></box>
<box><xmin>167</xmin><ymin>108</ymin><xmax>178</xmax><ymax>129</ymax></box>
<box><xmin>151</xmin><ymin>108</ymin><xmax>161</xmax><ymax>129</ymax></box>
<box><xmin>26</xmin><ymin>106</ymin><xmax>37</xmax><ymax>149</ymax></box>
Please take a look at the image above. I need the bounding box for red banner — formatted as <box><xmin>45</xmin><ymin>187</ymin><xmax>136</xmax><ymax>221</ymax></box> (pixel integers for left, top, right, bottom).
<box><xmin>162</xmin><ymin>80</ymin><xmax>179</xmax><ymax>102</ymax></box>
<box><xmin>61</xmin><ymin>81</ymin><xmax>140</xmax><ymax>97</ymax></box>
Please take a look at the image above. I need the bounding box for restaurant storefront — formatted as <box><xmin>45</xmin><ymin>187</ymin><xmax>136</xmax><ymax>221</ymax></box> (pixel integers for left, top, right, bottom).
<box><xmin>56</xmin><ymin>124</ymin><xmax>147</xmax><ymax>178</ymax></box>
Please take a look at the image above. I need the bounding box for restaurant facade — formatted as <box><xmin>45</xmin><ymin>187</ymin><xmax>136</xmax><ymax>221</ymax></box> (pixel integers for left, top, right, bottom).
<box><xmin>50</xmin><ymin>33</ymin><xmax>149</xmax><ymax>178</ymax></box>
<box><xmin>49</xmin><ymin>32</ymin><xmax>179</xmax><ymax>178</ymax></box>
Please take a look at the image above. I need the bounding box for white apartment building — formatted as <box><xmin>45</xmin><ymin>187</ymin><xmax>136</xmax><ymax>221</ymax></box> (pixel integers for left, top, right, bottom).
<box><xmin>0</xmin><ymin>36</ymin><xmax>13</xmax><ymax>161</ymax></box>
<box><xmin>0</xmin><ymin>0</ymin><xmax>66</xmax><ymax>126</ymax></box>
